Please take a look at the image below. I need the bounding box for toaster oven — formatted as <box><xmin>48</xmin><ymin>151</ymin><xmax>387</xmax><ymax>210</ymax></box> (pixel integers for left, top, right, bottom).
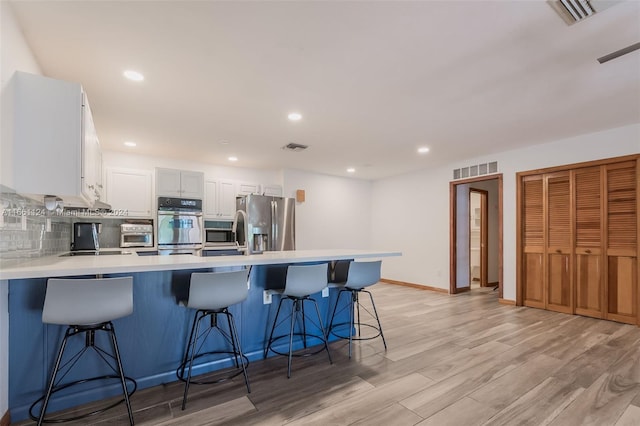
<box><xmin>120</xmin><ymin>223</ymin><xmax>154</xmax><ymax>248</ymax></box>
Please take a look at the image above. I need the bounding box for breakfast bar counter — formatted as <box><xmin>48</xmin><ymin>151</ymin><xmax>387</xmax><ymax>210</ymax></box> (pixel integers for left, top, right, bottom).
<box><xmin>0</xmin><ymin>249</ymin><xmax>400</xmax><ymax>280</ymax></box>
<box><xmin>2</xmin><ymin>249</ymin><xmax>400</xmax><ymax>421</ymax></box>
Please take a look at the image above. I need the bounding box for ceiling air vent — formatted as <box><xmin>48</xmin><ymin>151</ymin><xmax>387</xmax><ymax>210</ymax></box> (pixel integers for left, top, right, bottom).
<box><xmin>548</xmin><ymin>0</ymin><xmax>621</xmax><ymax>25</ymax></box>
<box><xmin>282</xmin><ymin>143</ymin><xmax>309</xmax><ymax>152</ymax></box>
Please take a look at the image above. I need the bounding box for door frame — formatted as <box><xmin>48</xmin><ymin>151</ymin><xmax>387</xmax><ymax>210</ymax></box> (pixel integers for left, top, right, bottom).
<box><xmin>469</xmin><ymin>188</ymin><xmax>489</xmax><ymax>287</ymax></box>
<box><xmin>449</xmin><ymin>174</ymin><xmax>503</xmax><ymax>297</ymax></box>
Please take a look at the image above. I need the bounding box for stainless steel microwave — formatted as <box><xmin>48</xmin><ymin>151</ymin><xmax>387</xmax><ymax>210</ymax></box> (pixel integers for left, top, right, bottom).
<box><xmin>205</xmin><ymin>228</ymin><xmax>235</xmax><ymax>246</ymax></box>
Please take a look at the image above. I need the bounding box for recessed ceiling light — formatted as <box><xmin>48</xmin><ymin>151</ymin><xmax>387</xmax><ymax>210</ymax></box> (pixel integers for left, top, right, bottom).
<box><xmin>228</xmin><ymin>156</ymin><xmax>238</xmax><ymax>162</ymax></box>
<box><xmin>347</xmin><ymin>168</ymin><xmax>356</xmax><ymax>173</ymax></box>
<box><xmin>123</xmin><ymin>141</ymin><xmax>137</xmax><ymax>147</ymax></box>
<box><xmin>219</xmin><ymin>140</ymin><xmax>230</xmax><ymax>145</ymax></box>
<box><xmin>123</xmin><ymin>70</ymin><xmax>144</xmax><ymax>81</ymax></box>
<box><xmin>288</xmin><ymin>112</ymin><xmax>302</xmax><ymax>121</ymax></box>
<box><xmin>418</xmin><ymin>147</ymin><xmax>430</xmax><ymax>154</ymax></box>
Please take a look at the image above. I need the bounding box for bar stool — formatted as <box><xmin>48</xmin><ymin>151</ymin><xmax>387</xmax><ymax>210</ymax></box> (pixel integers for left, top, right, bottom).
<box><xmin>264</xmin><ymin>263</ymin><xmax>332</xmax><ymax>378</ymax></box>
<box><xmin>29</xmin><ymin>277</ymin><xmax>136</xmax><ymax>425</ymax></box>
<box><xmin>328</xmin><ymin>260</ymin><xmax>387</xmax><ymax>358</ymax></box>
<box><xmin>176</xmin><ymin>269</ymin><xmax>251</xmax><ymax>410</ymax></box>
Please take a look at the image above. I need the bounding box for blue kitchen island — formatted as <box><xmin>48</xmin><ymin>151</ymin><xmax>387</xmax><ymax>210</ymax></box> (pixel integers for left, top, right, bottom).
<box><xmin>0</xmin><ymin>249</ymin><xmax>400</xmax><ymax>422</ymax></box>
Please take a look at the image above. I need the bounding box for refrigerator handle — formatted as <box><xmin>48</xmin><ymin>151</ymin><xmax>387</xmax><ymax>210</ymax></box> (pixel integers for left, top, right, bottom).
<box><xmin>271</xmin><ymin>200</ymin><xmax>277</xmax><ymax>251</ymax></box>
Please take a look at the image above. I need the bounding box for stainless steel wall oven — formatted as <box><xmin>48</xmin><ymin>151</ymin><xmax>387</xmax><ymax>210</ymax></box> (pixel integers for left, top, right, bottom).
<box><xmin>157</xmin><ymin>197</ymin><xmax>203</xmax><ymax>255</ymax></box>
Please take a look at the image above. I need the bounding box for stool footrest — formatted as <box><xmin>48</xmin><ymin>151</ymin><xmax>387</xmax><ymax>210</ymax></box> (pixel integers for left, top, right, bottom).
<box><xmin>329</xmin><ymin>321</ymin><xmax>383</xmax><ymax>341</ymax></box>
<box><xmin>266</xmin><ymin>333</ymin><xmax>330</xmax><ymax>358</ymax></box>
<box><xmin>29</xmin><ymin>375</ymin><xmax>137</xmax><ymax>423</ymax></box>
<box><xmin>176</xmin><ymin>350</ymin><xmax>249</xmax><ymax>385</ymax></box>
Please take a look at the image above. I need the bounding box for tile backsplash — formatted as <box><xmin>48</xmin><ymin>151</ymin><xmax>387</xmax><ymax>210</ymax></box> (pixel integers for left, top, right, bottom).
<box><xmin>0</xmin><ymin>191</ymin><xmax>72</xmax><ymax>262</ymax></box>
<box><xmin>0</xmin><ymin>191</ymin><xmax>130</xmax><ymax>265</ymax></box>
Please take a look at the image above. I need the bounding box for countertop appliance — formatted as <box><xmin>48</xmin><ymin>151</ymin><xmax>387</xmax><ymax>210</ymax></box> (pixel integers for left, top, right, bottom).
<box><xmin>234</xmin><ymin>194</ymin><xmax>295</xmax><ymax>254</ymax></box>
<box><xmin>157</xmin><ymin>197</ymin><xmax>203</xmax><ymax>255</ymax></box>
<box><xmin>120</xmin><ymin>223</ymin><xmax>154</xmax><ymax>248</ymax></box>
<box><xmin>204</xmin><ymin>220</ymin><xmax>236</xmax><ymax>248</ymax></box>
<box><xmin>71</xmin><ymin>222</ymin><xmax>101</xmax><ymax>251</ymax></box>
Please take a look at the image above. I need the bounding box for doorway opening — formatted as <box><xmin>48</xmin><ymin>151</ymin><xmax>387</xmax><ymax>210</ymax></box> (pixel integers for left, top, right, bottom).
<box><xmin>450</xmin><ymin>175</ymin><xmax>503</xmax><ymax>297</ymax></box>
<box><xmin>469</xmin><ymin>189</ymin><xmax>488</xmax><ymax>289</ymax></box>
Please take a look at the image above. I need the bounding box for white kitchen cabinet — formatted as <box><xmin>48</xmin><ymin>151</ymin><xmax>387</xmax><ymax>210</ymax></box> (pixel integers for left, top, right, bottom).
<box><xmin>156</xmin><ymin>168</ymin><xmax>204</xmax><ymax>199</ymax></box>
<box><xmin>237</xmin><ymin>182</ymin><xmax>261</xmax><ymax>196</ymax></box>
<box><xmin>3</xmin><ymin>71</ymin><xmax>103</xmax><ymax>207</ymax></box>
<box><xmin>106</xmin><ymin>168</ymin><xmax>154</xmax><ymax>218</ymax></box>
<box><xmin>82</xmin><ymin>100</ymin><xmax>104</xmax><ymax>202</ymax></box>
<box><xmin>204</xmin><ymin>180</ymin><xmax>236</xmax><ymax>219</ymax></box>
<box><xmin>262</xmin><ymin>184</ymin><xmax>283</xmax><ymax>197</ymax></box>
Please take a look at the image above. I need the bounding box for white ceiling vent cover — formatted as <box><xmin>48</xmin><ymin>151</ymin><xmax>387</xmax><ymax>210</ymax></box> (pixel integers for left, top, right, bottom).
<box><xmin>548</xmin><ymin>0</ymin><xmax>621</xmax><ymax>25</ymax></box>
<box><xmin>282</xmin><ymin>143</ymin><xmax>309</xmax><ymax>152</ymax></box>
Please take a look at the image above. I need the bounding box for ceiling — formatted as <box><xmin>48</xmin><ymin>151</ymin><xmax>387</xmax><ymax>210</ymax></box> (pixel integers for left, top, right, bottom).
<box><xmin>8</xmin><ymin>0</ymin><xmax>640</xmax><ymax>180</ymax></box>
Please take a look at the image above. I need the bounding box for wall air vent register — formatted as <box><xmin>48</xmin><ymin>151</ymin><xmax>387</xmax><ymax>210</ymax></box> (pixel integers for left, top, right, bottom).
<box><xmin>453</xmin><ymin>161</ymin><xmax>498</xmax><ymax>180</ymax></box>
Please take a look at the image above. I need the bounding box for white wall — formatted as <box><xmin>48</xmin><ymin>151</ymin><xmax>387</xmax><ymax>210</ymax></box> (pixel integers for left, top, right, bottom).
<box><xmin>373</xmin><ymin>123</ymin><xmax>640</xmax><ymax>299</ymax></box>
<box><xmin>0</xmin><ymin>2</ymin><xmax>43</xmax><ymax>417</ymax></box>
<box><xmin>282</xmin><ymin>169</ymin><xmax>372</xmax><ymax>250</ymax></box>
<box><xmin>103</xmin><ymin>151</ymin><xmax>281</xmax><ymax>186</ymax></box>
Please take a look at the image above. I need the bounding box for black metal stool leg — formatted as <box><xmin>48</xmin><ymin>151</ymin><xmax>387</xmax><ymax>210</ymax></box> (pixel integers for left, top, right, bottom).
<box><xmin>107</xmin><ymin>322</ymin><xmax>134</xmax><ymax>425</ymax></box>
<box><xmin>327</xmin><ymin>289</ymin><xmax>342</xmax><ymax>335</ymax></box>
<box><xmin>224</xmin><ymin>311</ymin><xmax>240</xmax><ymax>369</ymax></box>
<box><xmin>364</xmin><ymin>289</ymin><xmax>387</xmax><ymax>350</ymax></box>
<box><xmin>287</xmin><ymin>299</ymin><xmax>298</xmax><ymax>378</ymax></box>
<box><xmin>182</xmin><ymin>311</ymin><xmax>204</xmax><ymax>410</ymax></box>
<box><xmin>227</xmin><ymin>311</ymin><xmax>251</xmax><ymax>393</ymax></box>
<box><xmin>310</xmin><ymin>298</ymin><xmax>332</xmax><ymax>365</ymax></box>
<box><xmin>265</xmin><ymin>297</ymin><xmax>286</xmax><ymax>359</ymax></box>
<box><xmin>37</xmin><ymin>328</ymin><xmax>71</xmax><ymax>426</ymax></box>
<box><xmin>180</xmin><ymin>310</ymin><xmax>200</xmax><ymax>380</ymax></box>
<box><xmin>349</xmin><ymin>291</ymin><xmax>355</xmax><ymax>358</ymax></box>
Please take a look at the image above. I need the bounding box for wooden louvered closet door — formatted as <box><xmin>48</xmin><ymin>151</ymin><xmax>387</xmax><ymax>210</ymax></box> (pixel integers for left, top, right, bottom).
<box><xmin>575</xmin><ymin>167</ymin><xmax>604</xmax><ymax>318</ymax></box>
<box><xmin>605</xmin><ymin>161</ymin><xmax>638</xmax><ymax>324</ymax></box>
<box><xmin>546</xmin><ymin>172</ymin><xmax>573</xmax><ymax>314</ymax></box>
<box><xmin>523</xmin><ymin>175</ymin><xmax>545</xmax><ymax>309</ymax></box>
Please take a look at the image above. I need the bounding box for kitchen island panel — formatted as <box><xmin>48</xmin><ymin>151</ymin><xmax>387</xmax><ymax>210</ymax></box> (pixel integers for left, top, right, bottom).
<box><xmin>8</xmin><ymin>264</ymin><xmax>349</xmax><ymax>422</ymax></box>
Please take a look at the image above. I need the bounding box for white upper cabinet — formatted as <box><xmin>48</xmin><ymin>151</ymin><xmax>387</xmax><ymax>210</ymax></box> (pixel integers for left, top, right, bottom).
<box><xmin>262</xmin><ymin>184</ymin><xmax>283</xmax><ymax>197</ymax></box>
<box><xmin>4</xmin><ymin>71</ymin><xmax>103</xmax><ymax>207</ymax></box>
<box><xmin>204</xmin><ymin>180</ymin><xmax>236</xmax><ymax>219</ymax></box>
<box><xmin>82</xmin><ymin>99</ymin><xmax>103</xmax><ymax>202</ymax></box>
<box><xmin>156</xmin><ymin>168</ymin><xmax>204</xmax><ymax>199</ymax></box>
<box><xmin>106</xmin><ymin>168</ymin><xmax>153</xmax><ymax>218</ymax></box>
<box><xmin>180</xmin><ymin>171</ymin><xmax>205</xmax><ymax>198</ymax></box>
<box><xmin>237</xmin><ymin>182</ymin><xmax>261</xmax><ymax>196</ymax></box>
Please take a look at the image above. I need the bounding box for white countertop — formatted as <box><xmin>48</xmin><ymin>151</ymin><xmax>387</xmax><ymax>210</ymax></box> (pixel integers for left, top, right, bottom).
<box><xmin>0</xmin><ymin>249</ymin><xmax>401</xmax><ymax>280</ymax></box>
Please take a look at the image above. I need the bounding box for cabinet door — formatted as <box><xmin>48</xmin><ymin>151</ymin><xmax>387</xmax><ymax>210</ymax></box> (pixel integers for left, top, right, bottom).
<box><xmin>575</xmin><ymin>166</ymin><xmax>604</xmax><ymax>318</ymax></box>
<box><xmin>180</xmin><ymin>171</ymin><xmax>204</xmax><ymax>199</ymax></box>
<box><xmin>263</xmin><ymin>184</ymin><xmax>283</xmax><ymax>197</ymax></box>
<box><xmin>218</xmin><ymin>181</ymin><xmax>237</xmax><ymax>219</ymax></box>
<box><xmin>605</xmin><ymin>161</ymin><xmax>637</xmax><ymax>324</ymax></box>
<box><xmin>156</xmin><ymin>168</ymin><xmax>182</xmax><ymax>197</ymax></box>
<box><xmin>81</xmin><ymin>95</ymin><xmax>98</xmax><ymax>203</ymax></box>
<box><xmin>106</xmin><ymin>168</ymin><xmax>153</xmax><ymax>217</ymax></box>
<box><xmin>237</xmin><ymin>182</ymin><xmax>260</xmax><ymax>196</ymax></box>
<box><xmin>204</xmin><ymin>181</ymin><xmax>219</xmax><ymax>217</ymax></box>
<box><xmin>204</xmin><ymin>180</ymin><xmax>236</xmax><ymax>219</ymax></box>
<box><xmin>522</xmin><ymin>175</ymin><xmax>545</xmax><ymax>308</ymax></box>
<box><xmin>546</xmin><ymin>172</ymin><xmax>573</xmax><ymax>313</ymax></box>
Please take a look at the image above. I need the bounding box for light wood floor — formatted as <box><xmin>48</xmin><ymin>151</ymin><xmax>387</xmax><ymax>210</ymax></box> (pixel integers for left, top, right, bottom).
<box><xmin>16</xmin><ymin>284</ymin><xmax>640</xmax><ymax>425</ymax></box>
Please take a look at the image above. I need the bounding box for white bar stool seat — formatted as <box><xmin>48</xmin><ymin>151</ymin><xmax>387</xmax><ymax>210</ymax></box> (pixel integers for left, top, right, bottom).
<box><xmin>328</xmin><ymin>260</ymin><xmax>387</xmax><ymax>358</ymax></box>
<box><xmin>264</xmin><ymin>263</ymin><xmax>332</xmax><ymax>378</ymax></box>
<box><xmin>176</xmin><ymin>269</ymin><xmax>251</xmax><ymax>410</ymax></box>
<box><xmin>30</xmin><ymin>276</ymin><xmax>136</xmax><ymax>425</ymax></box>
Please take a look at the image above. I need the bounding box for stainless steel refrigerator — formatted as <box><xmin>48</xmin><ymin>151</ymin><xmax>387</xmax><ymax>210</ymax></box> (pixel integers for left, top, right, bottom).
<box><xmin>234</xmin><ymin>194</ymin><xmax>295</xmax><ymax>254</ymax></box>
